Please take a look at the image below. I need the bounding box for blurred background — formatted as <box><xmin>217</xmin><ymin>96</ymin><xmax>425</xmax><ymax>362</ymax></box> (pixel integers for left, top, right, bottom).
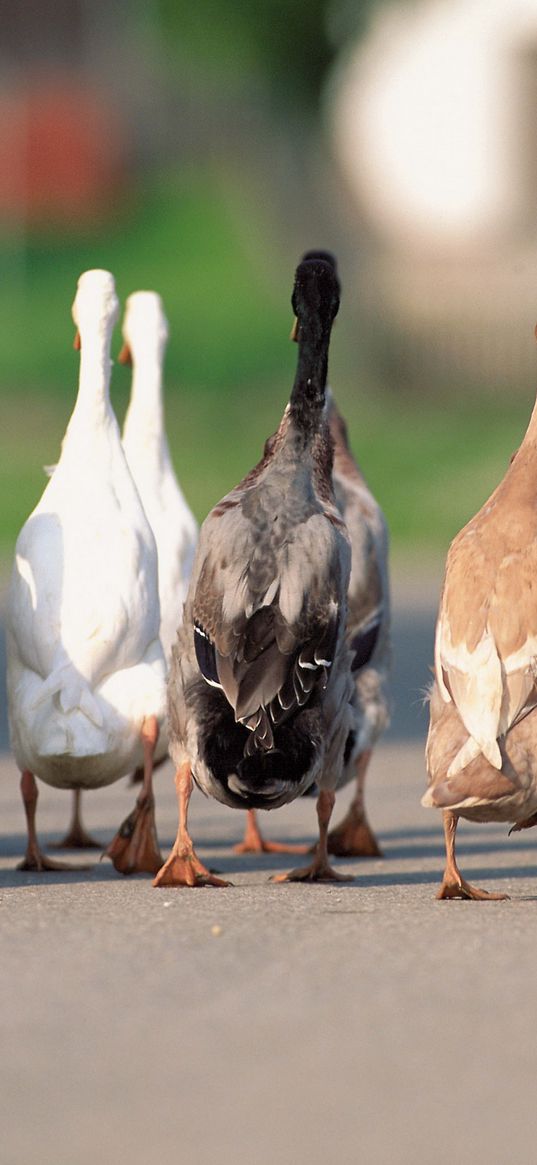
<box><xmin>2</xmin><ymin>0</ymin><xmax>537</xmax><ymax>570</ymax></box>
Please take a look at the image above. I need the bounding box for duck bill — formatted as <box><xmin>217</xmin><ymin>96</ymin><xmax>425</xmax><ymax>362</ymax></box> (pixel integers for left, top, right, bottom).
<box><xmin>73</xmin><ymin>329</ymin><xmax>81</xmax><ymax>351</ymax></box>
<box><xmin>290</xmin><ymin>316</ymin><xmax>299</xmax><ymax>342</ymax></box>
<box><xmin>117</xmin><ymin>341</ymin><xmax>133</xmax><ymax>366</ymax></box>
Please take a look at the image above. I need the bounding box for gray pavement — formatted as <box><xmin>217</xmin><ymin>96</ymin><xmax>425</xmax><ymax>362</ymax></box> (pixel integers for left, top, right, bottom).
<box><xmin>2</xmin><ymin>578</ymin><xmax>537</xmax><ymax>1165</ymax></box>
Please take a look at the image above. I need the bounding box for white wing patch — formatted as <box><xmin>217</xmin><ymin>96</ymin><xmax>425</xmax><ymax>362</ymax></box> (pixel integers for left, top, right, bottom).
<box><xmin>438</xmin><ymin>610</ymin><xmax>537</xmax><ymax>777</ymax></box>
<box><xmin>434</xmin><ymin>614</ymin><xmax>451</xmax><ymax>702</ymax></box>
<box><xmin>438</xmin><ymin>620</ymin><xmax>503</xmax><ymax>775</ymax></box>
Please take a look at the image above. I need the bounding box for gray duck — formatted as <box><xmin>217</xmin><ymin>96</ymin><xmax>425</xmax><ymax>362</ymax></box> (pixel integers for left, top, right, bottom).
<box><xmin>154</xmin><ymin>257</ymin><xmax>356</xmax><ymax>887</ymax></box>
<box><xmin>235</xmin><ymin>250</ymin><xmax>391</xmax><ymax>860</ymax></box>
<box><xmin>324</xmin><ymin>385</ymin><xmax>391</xmax><ymax>857</ymax></box>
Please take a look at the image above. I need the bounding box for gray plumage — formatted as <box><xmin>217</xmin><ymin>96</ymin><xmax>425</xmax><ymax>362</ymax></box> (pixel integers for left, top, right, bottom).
<box><xmin>166</xmin><ymin>258</ymin><xmax>355</xmax><ymax>815</ymax></box>
<box><xmin>327</xmin><ymin>390</ymin><xmax>391</xmax><ymax>775</ymax></box>
<box><xmin>167</xmin><ymin>406</ymin><xmax>352</xmax><ymax>810</ymax></box>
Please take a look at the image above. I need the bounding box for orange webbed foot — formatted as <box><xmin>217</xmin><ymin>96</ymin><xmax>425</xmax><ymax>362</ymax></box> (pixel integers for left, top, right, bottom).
<box><xmin>106</xmin><ymin>792</ymin><xmax>162</xmax><ymax>875</ymax></box>
<box><xmin>234</xmin><ymin>809</ymin><xmax>309</xmax><ymax>856</ymax></box>
<box><xmin>50</xmin><ymin>825</ymin><xmax>102</xmax><ymax>850</ymax></box>
<box><xmin>234</xmin><ymin>837</ymin><xmax>309</xmax><ymax>856</ymax></box>
<box><xmin>271</xmin><ymin>860</ymin><xmax>354</xmax><ymax>884</ymax></box>
<box><xmin>18</xmin><ymin>850</ymin><xmax>92</xmax><ymax>872</ymax></box>
<box><xmin>153</xmin><ymin>846</ymin><xmax>231</xmax><ymax>888</ymax></box>
<box><xmin>326</xmin><ymin>815</ymin><xmax>382</xmax><ymax>858</ymax></box>
<box><xmin>436</xmin><ymin>877</ymin><xmax>509</xmax><ymax>901</ymax></box>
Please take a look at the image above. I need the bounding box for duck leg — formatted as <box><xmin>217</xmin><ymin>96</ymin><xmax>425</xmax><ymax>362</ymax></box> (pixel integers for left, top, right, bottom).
<box><xmin>271</xmin><ymin>789</ymin><xmax>354</xmax><ymax>883</ymax></box>
<box><xmin>437</xmin><ymin>810</ymin><xmax>509</xmax><ymax>901</ymax></box>
<box><xmin>105</xmin><ymin>716</ymin><xmax>163</xmax><ymax>875</ymax></box>
<box><xmin>18</xmin><ymin>771</ymin><xmax>88</xmax><ymax>872</ymax></box>
<box><xmin>234</xmin><ymin>809</ymin><xmax>309</xmax><ymax>855</ymax></box>
<box><xmin>128</xmin><ymin>753</ymin><xmax>167</xmax><ymax>786</ymax></box>
<box><xmin>50</xmin><ymin>789</ymin><xmax>102</xmax><ymax>850</ymax></box>
<box><xmin>326</xmin><ymin>749</ymin><xmax>382</xmax><ymax>857</ymax></box>
<box><xmin>154</xmin><ymin>761</ymin><xmax>231</xmax><ymax>887</ymax></box>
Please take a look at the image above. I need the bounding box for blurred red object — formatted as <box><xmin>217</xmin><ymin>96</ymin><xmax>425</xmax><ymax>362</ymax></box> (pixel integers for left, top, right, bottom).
<box><xmin>0</xmin><ymin>74</ymin><xmax>125</xmax><ymax>226</ymax></box>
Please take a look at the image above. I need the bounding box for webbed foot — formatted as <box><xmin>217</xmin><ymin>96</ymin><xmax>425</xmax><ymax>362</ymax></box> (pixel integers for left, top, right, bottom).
<box><xmin>326</xmin><ymin>811</ymin><xmax>382</xmax><ymax>858</ymax></box>
<box><xmin>106</xmin><ymin>792</ymin><xmax>162</xmax><ymax>875</ymax></box>
<box><xmin>234</xmin><ymin>809</ymin><xmax>308</xmax><ymax>855</ymax></box>
<box><xmin>271</xmin><ymin>859</ymin><xmax>353</xmax><ymax>884</ymax></box>
<box><xmin>50</xmin><ymin>824</ymin><xmax>102</xmax><ymax>850</ymax></box>
<box><xmin>154</xmin><ymin>847</ymin><xmax>231</xmax><ymax>888</ymax></box>
<box><xmin>436</xmin><ymin>877</ymin><xmax>509</xmax><ymax>901</ymax></box>
<box><xmin>18</xmin><ymin>849</ymin><xmax>91</xmax><ymax>872</ymax></box>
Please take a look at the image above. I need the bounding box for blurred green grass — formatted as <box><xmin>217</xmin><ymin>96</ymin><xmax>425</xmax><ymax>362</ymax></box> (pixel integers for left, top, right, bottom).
<box><xmin>0</xmin><ymin>166</ymin><xmax>531</xmax><ymax>565</ymax></box>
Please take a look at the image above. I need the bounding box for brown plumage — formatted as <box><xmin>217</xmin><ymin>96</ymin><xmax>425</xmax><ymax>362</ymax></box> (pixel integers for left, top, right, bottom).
<box><xmin>424</xmin><ymin>349</ymin><xmax>537</xmax><ymax>899</ymax></box>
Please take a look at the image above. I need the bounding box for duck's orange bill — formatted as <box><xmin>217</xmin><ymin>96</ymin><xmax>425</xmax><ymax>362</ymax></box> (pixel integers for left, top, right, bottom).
<box><xmin>117</xmin><ymin>341</ymin><xmax>132</xmax><ymax>366</ymax></box>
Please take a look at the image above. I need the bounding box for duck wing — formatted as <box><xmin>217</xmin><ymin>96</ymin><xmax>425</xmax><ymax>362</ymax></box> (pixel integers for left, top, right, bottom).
<box><xmin>435</xmin><ymin>518</ymin><xmax>537</xmax><ymax>776</ymax></box>
<box><xmin>192</xmin><ymin>495</ymin><xmax>350</xmax><ymax>751</ymax></box>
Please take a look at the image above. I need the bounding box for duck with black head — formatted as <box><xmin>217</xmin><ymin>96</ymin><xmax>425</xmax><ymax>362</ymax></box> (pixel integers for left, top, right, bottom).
<box><xmin>235</xmin><ymin>250</ymin><xmax>391</xmax><ymax>860</ymax></box>
<box><xmin>154</xmin><ymin>256</ymin><xmax>356</xmax><ymax>887</ymax></box>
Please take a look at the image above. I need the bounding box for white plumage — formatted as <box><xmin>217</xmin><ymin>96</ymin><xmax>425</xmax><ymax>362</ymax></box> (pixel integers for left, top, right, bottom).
<box><xmin>120</xmin><ymin>290</ymin><xmax>198</xmax><ymax>664</ymax></box>
<box><xmin>7</xmin><ymin>269</ymin><xmax>167</xmax><ymax>873</ymax></box>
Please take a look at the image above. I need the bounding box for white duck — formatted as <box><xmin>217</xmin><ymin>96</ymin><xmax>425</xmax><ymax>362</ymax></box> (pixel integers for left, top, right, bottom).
<box><xmin>7</xmin><ymin>269</ymin><xmax>167</xmax><ymax>874</ymax></box>
<box><xmin>120</xmin><ymin>291</ymin><xmax>198</xmax><ymax>664</ymax></box>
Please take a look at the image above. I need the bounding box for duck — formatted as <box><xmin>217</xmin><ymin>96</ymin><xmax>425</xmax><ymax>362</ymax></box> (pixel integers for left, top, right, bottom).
<box><xmin>423</xmin><ymin>328</ymin><xmax>537</xmax><ymax>899</ymax></box>
<box><xmin>154</xmin><ymin>255</ymin><xmax>355</xmax><ymax>887</ymax></box>
<box><xmin>120</xmin><ymin>290</ymin><xmax>198</xmax><ymax>664</ymax></box>
<box><xmin>324</xmin><ymin>386</ymin><xmax>391</xmax><ymax>856</ymax></box>
<box><xmin>6</xmin><ymin>269</ymin><xmax>167</xmax><ymax>874</ymax></box>
<box><xmin>53</xmin><ymin>288</ymin><xmax>195</xmax><ymax>841</ymax></box>
<box><xmin>234</xmin><ymin>250</ymin><xmax>391</xmax><ymax>859</ymax></box>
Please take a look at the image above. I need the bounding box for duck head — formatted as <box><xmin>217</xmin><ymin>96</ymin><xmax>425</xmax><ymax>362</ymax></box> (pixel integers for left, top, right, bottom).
<box><xmin>290</xmin><ymin>250</ymin><xmax>339</xmax><ymax>341</ymax></box>
<box><xmin>118</xmin><ymin>290</ymin><xmax>169</xmax><ymax>367</ymax></box>
<box><xmin>289</xmin><ymin>257</ymin><xmax>340</xmax><ymax>421</ymax></box>
<box><xmin>71</xmin><ymin>269</ymin><xmax>119</xmax><ymax>351</ymax></box>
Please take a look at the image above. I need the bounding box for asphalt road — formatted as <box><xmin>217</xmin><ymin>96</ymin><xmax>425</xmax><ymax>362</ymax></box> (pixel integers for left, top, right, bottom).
<box><xmin>3</xmin><ymin>577</ymin><xmax>537</xmax><ymax>1165</ymax></box>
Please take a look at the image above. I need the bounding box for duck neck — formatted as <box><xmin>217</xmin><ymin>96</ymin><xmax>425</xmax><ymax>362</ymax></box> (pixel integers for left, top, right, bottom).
<box><xmin>72</xmin><ymin>316</ymin><xmax>115</xmax><ymax>423</ymax></box>
<box><xmin>289</xmin><ymin>327</ymin><xmax>330</xmax><ymax>440</ymax></box>
<box><xmin>519</xmin><ymin>395</ymin><xmax>537</xmax><ymax>449</ymax></box>
<box><xmin>123</xmin><ymin>349</ymin><xmax>165</xmax><ymax>440</ymax></box>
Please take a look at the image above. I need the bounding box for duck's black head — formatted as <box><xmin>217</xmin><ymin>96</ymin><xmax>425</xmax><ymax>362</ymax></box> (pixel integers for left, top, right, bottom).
<box><xmin>291</xmin><ymin>258</ymin><xmax>340</xmax><ymax>341</ymax></box>
<box><xmin>300</xmin><ymin>248</ymin><xmax>338</xmax><ymax>275</ymax></box>
<box><xmin>289</xmin><ymin>259</ymin><xmax>340</xmax><ymax>427</ymax></box>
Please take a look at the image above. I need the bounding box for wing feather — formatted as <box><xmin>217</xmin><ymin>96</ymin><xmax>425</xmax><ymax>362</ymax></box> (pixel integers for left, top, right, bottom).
<box><xmin>191</xmin><ymin>499</ymin><xmax>350</xmax><ymax>750</ymax></box>
<box><xmin>436</xmin><ymin>516</ymin><xmax>537</xmax><ymax>774</ymax></box>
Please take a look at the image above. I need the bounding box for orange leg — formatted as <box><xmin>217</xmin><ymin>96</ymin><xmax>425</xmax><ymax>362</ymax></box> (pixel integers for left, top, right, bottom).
<box><xmin>50</xmin><ymin>788</ymin><xmax>101</xmax><ymax>850</ymax></box>
<box><xmin>154</xmin><ymin>761</ymin><xmax>231</xmax><ymax>888</ymax></box>
<box><xmin>128</xmin><ymin>752</ymin><xmax>167</xmax><ymax>786</ymax></box>
<box><xmin>105</xmin><ymin>716</ymin><xmax>163</xmax><ymax>876</ymax></box>
<box><xmin>271</xmin><ymin>789</ymin><xmax>354</xmax><ymax>883</ymax></box>
<box><xmin>234</xmin><ymin>808</ymin><xmax>309</xmax><ymax>855</ymax></box>
<box><xmin>436</xmin><ymin>810</ymin><xmax>509</xmax><ymax>901</ymax></box>
<box><xmin>326</xmin><ymin>749</ymin><xmax>382</xmax><ymax>857</ymax></box>
<box><xmin>18</xmin><ymin>771</ymin><xmax>89</xmax><ymax>872</ymax></box>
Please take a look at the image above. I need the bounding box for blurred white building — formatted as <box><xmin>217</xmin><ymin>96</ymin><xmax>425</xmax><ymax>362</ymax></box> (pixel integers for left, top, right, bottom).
<box><xmin>331</xmin><ymin>0</ymin><xmax>537</xmax><ymax>391</ymax></box>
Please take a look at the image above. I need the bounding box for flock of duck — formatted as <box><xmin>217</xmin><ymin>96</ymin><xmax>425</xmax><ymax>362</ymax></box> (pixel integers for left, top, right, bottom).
<box><xmin>5</xmin><ymin>248</ymin><xmax>537</xmax><ymax>898</ymax></box>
